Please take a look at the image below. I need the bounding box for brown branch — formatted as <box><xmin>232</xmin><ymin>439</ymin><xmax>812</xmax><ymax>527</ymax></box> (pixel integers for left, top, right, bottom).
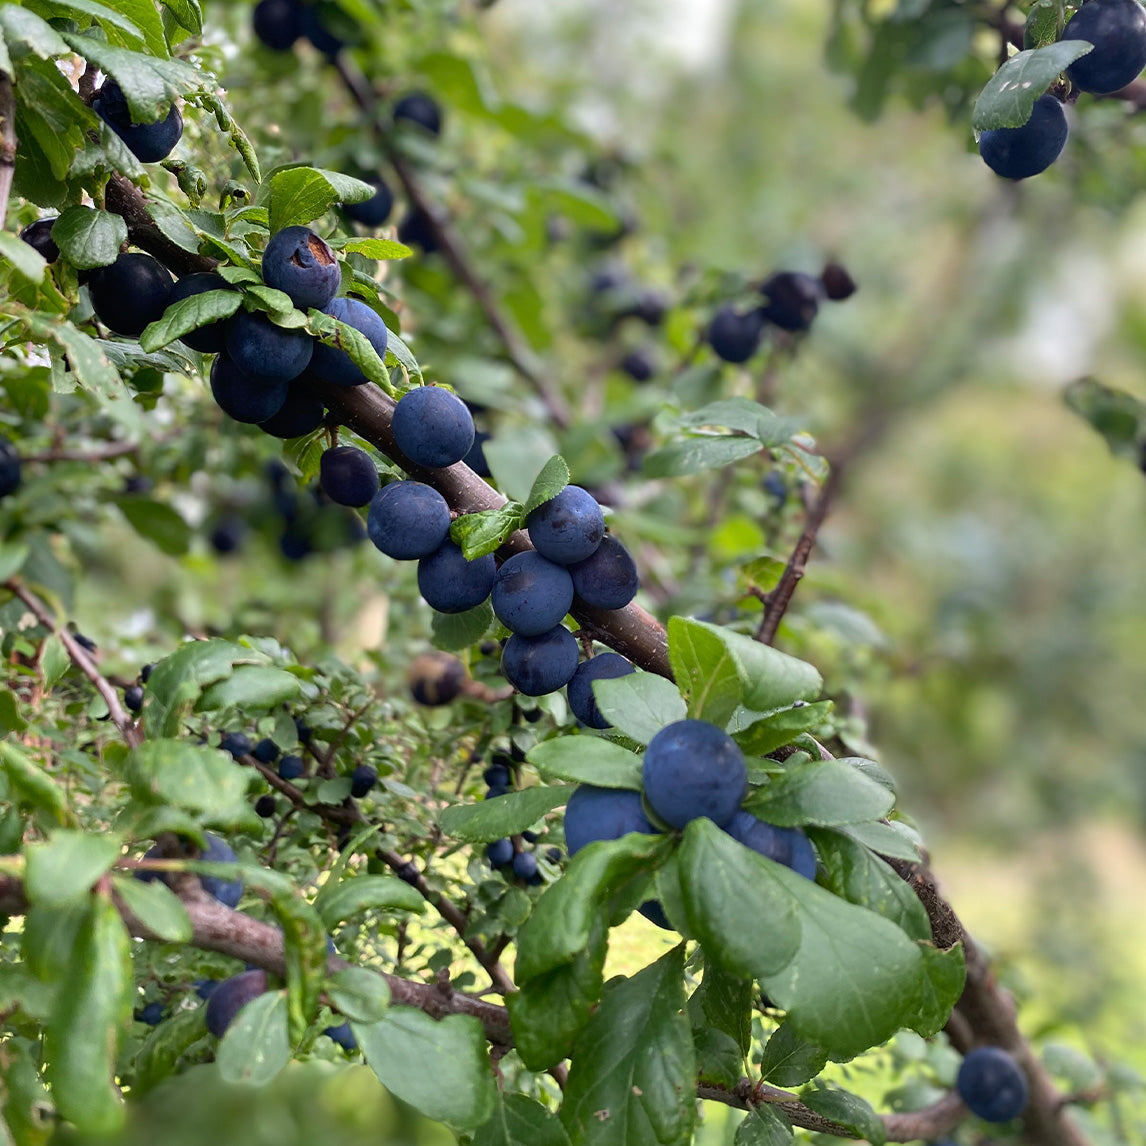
<box><xmin>0</xmin><ymin>72</ymin><xmax>16</xmax><ymax>230</ymax></box>
<box><xmin>331</xmin><ymin>56</ymin><xmax>572</xmax><ymax>429</ymax></box>
<box><xmin>4</xmin><ymin>579</ymin><xmax>142</xmax><ymax>747</ymax></box>
<box><xmin>21</xmin><ymin>440</ymin><xmax>143</xmax><ymax>464</ymax></box>
<box><xmin>105</xmin><ymin>175</ymin><xmax>217</xmax><ymax>275</ymax></box>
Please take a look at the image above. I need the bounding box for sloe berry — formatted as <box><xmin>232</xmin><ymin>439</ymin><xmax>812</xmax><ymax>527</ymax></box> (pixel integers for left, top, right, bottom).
<box><xmin>278</xmin><ymin>754</ymin><xmax>305</xmax><ymax>780</ymax></box>
<box><xmin>261</xmin><ymin>226</ymin><xmax>340</xmax><ymax>311</ymax></box>
<box><xmin>408</xmin><ymin>651</ymin><xmax>467</xmax><ymax>705</ymax></box>
<box><xmin>20</xmin><ymin>217</ymin><xmax>59</xmax><ymax>264</ymax></box>
<box><xmin>725</xmin><ymin>811</ymin><xmax>817</xmax><ymax>880</ymax></box>
<box><xmin>486</xmin><ymin>838</ymin><xmax>514</xmax><ymax>867</ymax></box>
<box><xmin>566</xmin><ymin>652</ymin><xmax>635</xmax><ymax>729</ymax></box>
<box><xmin>350</xmin><ymin>764</ymin><xmax>378</xmax><ymax>798</ymax></box>
<box><xmin>1064</xmin><ymin>0</ymin><xmax>1146</xmax><ymax>94</ymax></box>
<box><xmin>492</xmin><ymin>551</ymin><xmax>574</xmax><ymax>637</ymax></box>
<box><xmin>320</xmin><ymin>445</ymin><xmax>379</xmax><ymax>507</ymax></box>
<box><xmin>500</xmin><ymin>625</ymin><xmax>580</xmax><ymax>696</ymax></box>
<box><xmin>93</xmin><ymin>79</ymin><xmax>183</xmax><ymax>163</ymax></box>
<box><xmin>393</xmin><ymin>92</ymin><xmax>443</xmax><ymax>136</ymax></box>
<box><xmin>956</xmin><ymin>1046</ymin><xmax>1029</xmax><ymax>1122</ymax></box>
<box><xmin>526</xmin><ymin>486</ymin><xmax>605</xmax><ymax>566</ymax></box>
<box><xmin>253</xmin><ymin>0</ymin><xmax>302</xmax><ymax>49</ymax></box>
<box><xmin>344</xmin><ymin>177</ymin><xmax>394</xmax><ymax>226</ymax></box>
<box><xmin>391</xmin><ymin>386</ymin><xmax>475</xmax><ymax>469</ymax></box>
<box><xmin>642</xmin><ymin>719</ymin><xmax>747</xmax><ymax>830</ymax></box>
<box><xmin>223</xmin><ymin>311</ymin><xmax>314</xmax><ymax>385</ymax></box>
<box><xmin>512</xmin><ymin>851</ymin><xmax>538</xmax><ymax>881</ymax></box>
<box><xmin>165</xmin><ymin>272</ymin><xmax>235</xmax><ymax>354</ymax></box>
<box><xmin>417</xmin><ymin>541</ymin><xmax>496</xmax><ymax>614</ymax></box>
<box><xmin>979</xmin><ymin>94</ymin><xmax>1068</xmax><ymax>180</ymax></box>
<box><xmin>310</xmin><ymin>297</ymin><xmax>389</xmax><ymax>386</ymax></box>
<box><xmin>124</xmin><ymin>684</ymin><xmax>144</xmax><ymax>713</ymax></box>
<box><xmin>0</xmin><ymin>438</ymin><xmax>21</xmax><ymax>499</ymax></box>
<box><xmin>367</xmin><ymin>481</ymin><xmax>451</xmax><ymax>560</ymax></box>
<box><xmin>88</xmin><ymin>252</ymin><xmax>174</xmax><ymax>338</ymax></box>
<box><xmin>708</xmin><ymin>305</ymin><xmax>764</xmax><ymax>363</ymax></box>
<box><xmin>210</xmin><ymin>354</ymin><xmax>290</xmax><ymax>424</ymax></box>
<box><xmin>255</xmin><ymin>794</ymin><xmax>277</xmax><ymax>818</ymax></box>
<box><xmin>205</xmin><ymin>969</ymin><xmax>267</xmax><ymax>1038</ymax></box>
<box><xmin>568</xmin><ymin>535</ymin><xmax>639</xmax><ymax>611</ymax></box>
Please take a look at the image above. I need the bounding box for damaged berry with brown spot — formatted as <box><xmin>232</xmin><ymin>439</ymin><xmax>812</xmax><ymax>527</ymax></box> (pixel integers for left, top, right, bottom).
<box><xmin>261</xmin><ymin>225</ymin><xmax>341</xmax><ymax>310</ymax></box>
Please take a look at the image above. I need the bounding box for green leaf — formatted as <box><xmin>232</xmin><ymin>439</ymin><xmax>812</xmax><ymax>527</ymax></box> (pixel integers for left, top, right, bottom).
<box><xmin>1063</xmin><ymin>377</ymin><xmax>1144</xmax><ymax>460</ymax></box>
<box><xmin>807</xmin><ymin>829</ymin><xmax>930</xmax><ymax>940</ymax></box>
<box><xmin>527</xmin><ymin>736</ymin><xmax>642</xmax><ymax>790</ymax></box>
<box><xmin>195</xmin><ymin>665</ymin><xmax>302</xmax><ymax>712</ymax></box>
<box><xmin>0</xmin><ymin>741</ymin><xmax>66</xmax><ymax>823</ymax></box>
<box><xmin>439</xmin><ymin>785</ymin><xmax>573</xmax><ymax>844</ymax></box>
<box><xmin>731</xmin><ymin>701</ymin><xmax>834</xmax><ymax>757</ymax></box>
<box><xmin>133</xmin><ymin>1006</ymin><xmax>207</xmax><ymax>1095</ymax></box>
<box><xmin>431</xmin><ymin>600</ymin><xmax>493</xmax><ymax>652</ymax></box>
<box><xmin>308</xmin><ymin>308</ymin><xmax>389</xmax><ymax>389</ymax></box>
<box><xmin>0</xmin><ymin>542</ymin><xmax>30</xmax><ymax>583</ymax></box>
<box><xmin>263</xmin><ymin>166</ymin><xmax>373</xmax><ymax>232</ymax></box>
<box><xmin>592</xmin><ymin>673</ymin><xmax>687</xmax><ymax>744</ymax></box>
<box><xmin>82</xmin><ymin>0</ymin><xmax>169</xmax><ymax>57</ymax></box>
<box><xmin>110</xmin><ymin>873</ymin><xmax>192</xmax><ymax>942</ymax></box>
<box><xmin>800</xmin><ymin>1087</ymin><xmax>885</xmax><ymax>1146</ymax></box>
<box><xmin>25</xmin><ymin>830</ymin><xmax>123</xmax><ymax>906</ymax></box>
<box><xmin>473</xmin><ymin>1093</ymin><xmax>573</xmax><ymax>1146</ymax></box>
<box><xmin>22</xmin><ymin>313</ymin><xmax>123</xmax><ymax>400</ymax></box>
<box><xmin>677</xmin><ymin>819</ymin><xmax>801</xmax><ymax>980</ymax></box>
<box><xmin>523</xmin><ymin>455</ymin><xmax>569</xmax><ymax>514</ymax></box>
<box><xmin>759</xmin><ymin>1022</ymin><xmax>828</xmax><ymax>1087</ymax></box>
<box><xmin>971</xmin><ymin>44</ymin><xmax>1090</xmax><ymax>131</ymax></box>
<box><xmin>142</xmin><ymin>639</ymin><xmax>264</xmax><ymax>738</ymax></box>
<box><xmin>515</xmin><ymin>832</ymin><xmax>670</xmax><ymax>985</ymax></box>
<box><xmin>384</xmin><ymin>327</ymin><xmax>422</xmax><ymax>381</ymax></box>
<box><xmin>216</xmin><ymin>990</ymin><xmax>291</xmax><ymax>1086</ymax></box>
<box><xmin>40</xmin><ymin>635</ymin><xmax>69</xmax><ymax>689</ymax></box>
<box><xmin>268</xmin><ymin>886</ymin><xmax>328</xmax><ymax>1046</ymax></box>
<box><xmin>159</xmin><ymin>0</ymin><xmax>203</xmax><ymax>35</ymax></box>
<box><xmin>908</xmin><ymin>943</ymin><xmax>966</xmax><ymax>1039</ymax></box>
<box><xmin>745</xmin><ymin>759</ymin><xmax>895</xmax><ymax>827</ymax></box>
<box><xmin>734</xmin><ymin>1105</ymin><xmax>794</xmax><ymax>1146</ymax></box>
<box><xmin>339</xmin><ymin>238</ymin><xmax>412</xmax><ymax>260</ymax></box>
<box><xmin>0</xmin><ymin>8</ymin><xmax>69</xmax><ymax>58</ymax></box>
<box><xmin>0</xmin><ymin>230</ymin><xmax>48</xmax><ymax>283</ymax></box>
<box><xmin>353</xmin><ymin>1008</ymin><xmax>497</xmax><ymax>1130</ymax></box>
<box><xmin>327</xmin><ymin>966</ymin><xmax>391</xmax><ymax>1024</ymax></box>
<box><xmin>139</xmin><ymin>289</ymin><xmax>242</xmax><ymax>352</ymax></box>
<box><xmin>693</xmin><ymin>1025</ymin><xmax>743</xmax><ymax>1088</ymax></box>
<box><xmin>673</xmin><ymin>399</ymin><xmax>803</xmax><ymax>445</ymax></box>
<box><xmin>688</xmin><ymin>964</ymin><xmax>753</xmax><ymax>1056</ymax></box>
<box><xmin>315</xmin><ymin>875</ymin><xmax>425</xmax><ymax>929</ymax></box>
<box><xmin>841</xmin><ymin>820</ymin><xmax>921</xmax><ymax>862</ymax></box>
<box><xmin>117</xmin><ymin>498</ymin><xmax>192</xmax><ymax>557</ymax></box>
<box><xmin>668</xmin><ymin>616</ymin><xmax>745</xmax><ymax>728</ymax></box>
<box><xmin>127</xmin><ymin>739</ymin><xmax>250</xmax><ymax>818</ymax></box>
<box><xmin>22</xmin><ymin>902</ymin><xmax>90</xmax><ymax>982</ymax></box>
<box><xmin>644</xmin><ymin>435</ymin><xmax>763</xmax><ymax>478</ymax></box>
<box><xmin>449</xmin><ymin>504</ymin><xmax>525</xmax><ymax>560</ymax></box>
<box><xmin>560</xmin><ymin>946</ymin><xmax>697</xmax><ymax>1146</ymax></box>
<box><xmin>43</xmin><ymin>894</ymin><xmax>131</xmax><ymax>1134</ymax></box>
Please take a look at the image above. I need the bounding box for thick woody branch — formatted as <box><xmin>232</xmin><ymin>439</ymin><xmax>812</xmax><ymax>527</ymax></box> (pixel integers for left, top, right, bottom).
<box><xmin>105</xmin><ymin>175</ymin><xmax>216</xmax><ymax>275</ymax></box>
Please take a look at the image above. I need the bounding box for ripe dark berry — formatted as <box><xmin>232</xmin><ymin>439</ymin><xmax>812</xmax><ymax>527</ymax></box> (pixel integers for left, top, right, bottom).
<box><xmin>320</xmin><ymin>445</ymin><xmax>379</xmax><ymax>507</ymax></box>
<box><xmin>255</xmin><ymin>794</ymin><xmax>277</xmax><ymax>818</ymax></box>
<box><xmin>464</xmin><ymin>430</ymin><xmax>492</xmax><ymax>478</ymax></box>
<box><xmin>492</xmin><ymin>551</ymin><xmax>575</xmax><ymax>637</ymax></box>
<box><xmin>391</xmin><ymin>387</ymin><xmax>475</xmax><ymax>469</ymax></box>
<box><xmin>138</xmin><ymin>833</ymin><xmax>242</xmax><ymax>907</ymax></box>
<box><xmin>210</xmin><ymin>354</ymin><xmax>290</xmax><ymax>424</ymax></box>
<box><xmin>88</xmin><ymin>253</ymin><xmax>175</xmax><ymax>338</ymax></box>
<box><xmin>760</xmin><ymin>272</ymin><xmax>824</xmax><ymax>332</ymax></box>
<box><xmin>566</xmin><ymin>653</ymin><xmax>635</xmax><ymax>729</ymax></box>
<box><xmin>620</xmin><ymin>348</ymin><xmax>656</xmax><ymax>382</ymax></box>
<box><xmin>1063</xmin><ymin>0</ymin><xmax>1146</xmax><ymax>94</ymax></box>
<box><xmin>166</xmin><ymin>273</ymin><xmax>235</xmax><ymax>354</ymax></box>
<box><xmin>396</xmin><ymin>860</ymin><xmax>420</xmax><ymax>885</ymax></box>
<box><xmin>512</xmin><ymin>851</ymin><xmax>538</xmax><ymax>881</ymax></box>
<box><xmin>483</xmin><ymin>763</ymin><xmax>511</xmax><ymax>788</ymax></box>
<box><xmin>253</xmin><ymin>0</ymin><xmax>302</xmax><ymax>49</ymax></box>
<box><xmin>209</xmin><ymin>516</ymin><xmax>246</xmax><ymax>555</ymax></box>
<box><xmin>521</xmin><ymin>830</ymin><xmax>539</xmax><ymax>843</ymax></box>
<box><xmin>301</xmin><ymin>2</ymin><xmax>345</xmax><ymax>55</ymax></box>
<box><xmin>278</xmin><ymin>754</ymin><xmax>305</xmax><ymax>780</ymax></box>
<box><xmin>20</xmin><ymin>217</ymin><xmax>59</xmax><ymax>264</ymax></box>
<box><xmin>642</xmin><ymin>719</ymin><xmax>747</xmax><ymax>830</ymax></box>
<box><xmin>324</xmin><ymin>1021</ymin><xmax>357</xmax><ymax>1051</ymax></box>
<box><xmin>725</xmin><ymin>811</ymin><xmax>816</xmax><ymax>880</ymax></box>
<box><xmin>526</xmin><ymin>486</ymin><xmax>605</xmax><ymax>566</ymax></box>
<box><xmin>564</xmin><ymin>785</ymin><xmax>657</xmax><ymax>856</ymax></box>
<box><xmin>397</xmin><ymin>207</ymin><xmax>440</xmax><ymax>253</ymax></box>
<box><xmin>138</xmin><ymin>1001</ymin><xmax>165</xmax><ymax>1026</ymax></box>
<box><xmin>124</xmin><ymin>684</ymin><xmax>144</xmax><ymax>713</ymax></box>
<box><xmin>568</xmin><ymin>535</ymin><xmax>639</xmax><ymax>611</ymax></box>
<box><xmin>294</xmin><ymin>716</ymin><xmax>312</xmax><ymax>743</ymax></box>
<box><xmin>344</xmin><ymin>177</ymin><xmax>394</xmax><ymax>227</ymax></box>
<box><xmin>252</xmin><ymin>739</ymin><xmax>280</xmax><ymax>764</ymax></box>
<box><xmin>205</xmin><ymin>969</ymin><xmax>267</xmax><ymax>1038</ymax></box>
<box><xmin>310</xmin><ymin>297</ymin><xmax>389</xmax><ymax>386</ymax></box>
<box><xmin>708</xmin><ymin>305</ymin><xmax>764</xmax><ymax>363</ymax></box>
<box><xmin>223</xmin><ymin>311</ymin><xmax>314</xmax><ymax>385</ymax></box>
<box><xmin>956</xmin><ymin>1046</ymin><xmax>1029</xmax><ymax>1122</ymax></box>
<box><xmin>408</xmin><ymin>651</ymin><xmax>467</xmax><ymax>705</ymax></box>
<box><xmin>486</xmin><ymin>838</ymin><xmax>514</xmax><ymax>867</ymax></box>
<box><xmin>546</xmin><ymin>847</ymin><xmax>562</xmax><ymax>863</ymax></box>
<box><xmin>367</xmin><ymin>481</ymin><xmax>451</xmax><ymax>560</ymax></box>
<box><xmin>350</xmin><ymin>764</ymin><xmax>378</xmax><ymax>798</ymax></box>
<box><xmin>140</xmin><ymin>663</ymin><xmax>154</xmax><ymax>683</ymax></box>
<box><xmin>93</xmin><ymin>79</ymin><xmax>183</xmax><ymax>163</ymax></box>
<box><xmin>393</xmin><ymin>92</ymin><xmax>443</xmax><ymax>137</ymax></box>
<box><xmin>500</xmin><ymin>625</ymin><xmax>580</xmax><ymax>696</ymax></box>
<box><xmin>820</xmin><ymin>262</ymin><xmax>857</xmax><ymax>301</ymax></box>
<box><xmin>219</xmin><ymin>732</ymin><xmax>251</xmax><ymax>759</ymax></box>
<box><xmin>258</xmin><ymin>376</ymin><xmax>326</xmax><ymax>438</ymax></box>
<box><xmin>194</xmin><ymin>979</ymin><xmax>219</xmax><ymax>1000</ymax></box>
<box><xmin>417</xmin><ymin>541</ymin><xmax>496</xmax><ymax>614</ymax></box>
<box><xmin>261</xmin><ymin>226</ymin><xmax>340</xmax><ymax>311</ymax></box>
<box><xmin>485</xmin><ymin>784</ymin><xmax>508</xmax><ymax>800</ymax></box>
<box><xmin>979</xmin><ymin>94</ymin><xmax>1068</xmax><ymax>181</ymax></box>
<box><xmin>0</xmin><ymin>437</ymin><xmax>22</xmax><ymax>499</ymax></box>
<box><xmin>73</xmin><ymin>633</ymin><xmax>97</xmax><ymax>653</ymax></box>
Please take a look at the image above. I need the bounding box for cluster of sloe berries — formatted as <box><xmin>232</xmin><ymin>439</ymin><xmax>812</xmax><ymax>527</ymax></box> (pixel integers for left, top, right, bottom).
<box><xmin>481</xmin><ymin>756</ymin><xmax>547</xmax><ymax>883</ymax></box>
<box><xmin>707</xmin><ymin>264</ymin><xmax>856</xmax><ymax>365</ymax></box>
<box><xmin>979</xmin><ymin>0</ymin><xmax>1146</xmax><ymax>180</ymax></box>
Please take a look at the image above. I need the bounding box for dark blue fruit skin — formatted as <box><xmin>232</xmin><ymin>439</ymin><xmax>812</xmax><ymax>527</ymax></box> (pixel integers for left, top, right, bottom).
<box><xmin>93</xmin><ymin>79</ymin><xmax>183</xmax><ymax>163</ymax></box>
<box><xmin>512</xmin><ymin>851</ymin><xmax>538</xmax><ymax>880</ymax></box>
<box><xmin>210</xmin><ymin>354</ymin><xmax>290</xmax><ymax>424</ymax></box>
<box><xmin>391</xmin><ymin>387</ymin><xmax>476</xmax><ymax>469</ymax></box>
<box><xmin>219</xmin><ymin>732</ymin><xmax>251</xmax><ymax>759</ymax></box>
<box><xmin>483</xmin><ymin>763</ymin><xmax>511</xmax><ymax>788</ymax></box>
<box><xmin>956</xmin><ymin>1046</ymin><xmax>1030</xmax><ymax>1122</ymax></box>
<box><xmin>223</xmin><ymin>311</ymin><xmax>314</xmax><ymax>385</ymax></box>
<box><xmin>464</xmin><ymin>430</ymin><xmax>492</xmax><ymax>477</ymax></box>
<box><xmin>564</xmin><ymin>785</ymin><xmax>658</xmax><ymax>856</ymax></box>
<box><xmin>487</xmin><ymin>838</ymin><xmax>514</xmax><ymax>867</ymax></box>
<box><xmin>417</xmin><ymin>541</ymin><xmax>496</xmax><ymax>614</ymax></box>
<box><xmin>0</xmin><ymin>438</ymin><xmax>22</xmax><ymax>499</ymax></box>
<box><xmin>708</xmin><ymin>305</ymin><xmax>764</xmax><ymax>363</ymax></box>
<box><xmin>194</xmin><ymin>979</ymin><xmax>219</xmax><ymax>1000</ymax></box>
<box><xmin>1064</xmin><ymin>0</ymin><xmax>1146</xmax><ymax>94</ymax></box>
<box><xmin>979</xmin><ymin>94</ymin><xmax>1068</xmax><ymax>180</ymax></box>
<box><xmin>491</xmin><ymin>551</ymin><xmax>574</xmax><ymax>637</ymax></box>
<box><xmin>500</xmin><ymin>625</ymin><xmax>580</xmax><ymax>696</ymax></box>
<box><xmin>255</xmin><ymin>794</ymin><xmax>277</xmax><ymax>818</ymax></box>
<box><xmin>759</xmin><ymin>272</ymin><xmax>823</xmax><ymax>332</ymax></box>
<box><xmin>138</xmin><ymin>1001</ymin><xmax>165</xmax><ymax>1025</ymax></box>
<box><xmin>301</xmin><ymin>3</ymin><xmax>345</xmax><ymax>55</ymax></box>
<box><xmin>526</xmin><ymin>486</ymin><xmax>605</xmax><ymax>566</ymax></box>
<box><xmin>568</xmin><ymin>534</ymin><xmax>639</xmax><ymax>611</ymax></box>
<box><xmin>261</xmin><ymin>226</ymin><xmax>340</xmax><ymax>311</ymax></box>
<box><xmin>642</xmin><ymin>719</ymin><xmax>748</xmax><ymax>830</ymax></box>
<box><xmin>205</xmin><ymin>969</ymin><xmax>268</xmax><ymax>1039</ymax></box>
<box><xmin>620</xmin><ymin>347</ymin><xmax>656</xmax><ymax>382</ymax></box>
<box><xmin>258</xmin><ymin>375</ymin><xmax>326</xmax><ymax>438</ymax></box>
<box><xmin>310</xmin><ymin>297</ymin><xmax>389</xmax><ymax>386</ymax></box>
<box><xmin>253</xmin><ymin>0</ymin><xmax>302</xmax><ymax>49</ymax></box>
<box><xmin>210</xmin><ymin>517</ymin><xmax>246</xmax><ymax>555</ymax></box>
<box><xmin>324</xmin><ymin>1021</ymin><xmax>357</xmax><ymax>1051</ymax></box>
<box><xmin>124</xmin><ymin>684</ymin><xmax>144</xmax><ymax>713</ymax></box>
<box><xmin>350</xmin><ymin>764</ymin><xmax>377</xmax><ymax>798</ymax></box>
<box><xmin>344</xmin><ymin>178</ymin><xmax>394</xmax><ymax>226</ymax></box>
<box><xmin>199</xmin><ymin>833</ymin><xmax>244</xmax><ymax>908</ymax></box>
<box><xmin>167</xmin><ymin>272</ymin><xmax>235</xmax><ymax>353</ymax></box>
<box><xmin>88</xmin><ymin>252</ymin><xmax>175</xmax><ymax>338</ymax></box>
<box><xmin>397</xmin><ymin>207</ymin><xmax>440</xmax><ymax>254</ymax></box>
<box><xmin>253</xmin><ymin>738</ymin><xmax>282</xmax><ymax>764</ymax></box>
<box><xmin>566</xmin><ymin>652</ymin><xmax>635</xmax><ymax>729</ymax></box>
<box><xmin>20</xmin><ymin>217</ymin><xmax>59</xmax><ymax>264</ymax></box>
<box><xmin>367</xmin><ymin>481</ymin><xmax>451</xmax><ymax>560</ymax></box>
<box><xmin>320</xmin><ymin>445</ymin><xmax>379</xmax><ymax>507</ymax></box>
<box><xmin>278</xmin><ymin>754</ymin><xmax>305</xmax><ymax>780</ymax></box>
<box><xmin>393</xmin><ymin>92</ymin><xmax>443</xmax><ymax>137</ymax></box>
<box><xmin>725</xmin><ymin>811</ymin><xmax>816</xmax><ymax>880</ymax></box>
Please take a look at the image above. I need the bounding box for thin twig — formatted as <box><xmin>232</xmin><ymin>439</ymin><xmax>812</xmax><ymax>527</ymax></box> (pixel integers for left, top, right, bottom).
<box><xmin>0</xmin><ymin>72</ymin><xmax>17</xmax><ymax>229</ymax></box>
